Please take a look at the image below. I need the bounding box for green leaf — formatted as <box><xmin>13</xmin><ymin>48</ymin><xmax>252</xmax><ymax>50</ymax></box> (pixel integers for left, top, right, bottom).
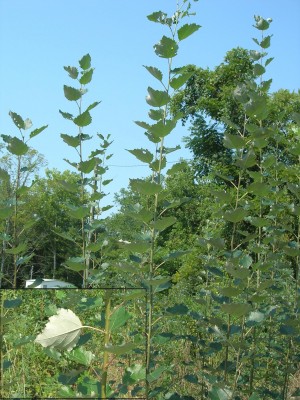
<box><xmin>154</xmin><ymin>36</ymin><xmax>178</xmax><ymax>58</ymax></box>
<box><xmin>2</xmin><ymin>135</ymin><xmax>29</xmax><ymax>156</ymax></box>
<box><xmin>79</xmin><ymin>53</ymin><xmax>91</xmax><ymax>70</ymax></box>
<box><xmin>223</xmin><ymin>133</ymin><xmax>246</xmax><ymax>149</ymax></box>
<box><xmin>219</xmin><ymin>287</ymin><xmax>242</xmax><ymax>297</ymax></box>
<box><xmin>43</xmin><ymin>347</ymin><xmax>62</xmax><ymax>361</ymax></box>
<box><xmin>110</xmin><ymin>306</ymin><xmax>131</xmax><ymax>332</ymax></box>
<box><xmin>0</xmin><ymin>206</ymin><xmax>13</xmax><ymax>219</ymax></box>
<box><xmin>61</xmin><ymin>133</ymin><xmax>80</xmax><ymax>148</ymax></box>
<box><xmin>166</xmin><ymin>161</ymin><xmax>186</xmax><ymax>176</ymax></box>
<box><xmin>152</xmin><ymin>156</ymin><xmax>166</xmax><ymax>171</ymax></box>
<box><xmin>143</xmin><ymin>65</ymin><xmax>163</xmax><ymax>81</ymax></box>
<box><xmin>73</xmin><ymin>111</ymin><xmax>92</xmax><ymax>127</ymax></box>
<box><xmin>16</xmin><ymin>253</ymin><xmax>34</xmax><ymax>266</ymax></box>
<box><xmin>9</xmin><ymin>111</ymin><xmax>25</xmax><ymax>129</ymax></box>
<box><xmin>235</xmin><ymin>151</ymin><xmax>257</xmax><ymax>169</ymax></box>
<box><xmin>80</xmin><ymin>69</ymin><xmax>93</xmax><ymax>85</ymax></box>
<box><xmin>152</xmin><ymin>216</ymin><xmax>176</xmax><ymax>232</ymax></box>
<box><xmin>0</xmin><ymin>168</ymin><xmax>9</xmax><ymax>181</ymax></box>
<box><xmin>170</xmin><ymin>72</ymin><xmax>194</xmax><ymax>90</ymax></box>
<box><xmin>253</xmin><ymin>64</ymin><xmax>265</xmax><ymax>76</ymax></box>
<box><xmin>148</xmin><ymin>109</ymin><xmax>164</xmax><ymax>121</ymax></box>
<box><xmin>265</xmin><ymin>57</ymin><xmax>274</xmax><ymax>66</ymax></box>
<box><xmin>66</xmin><ymin>205</ymin><xmax>90</xmax><ymax>219</ymax></box>
<box><xmin>120</xmin><ymin>241</ymin><xmax>151</xmax><ymax>253</ymax></box>
<box><xmin>248</xmin><ymin>182</ymin><xmax>271</xmax><ymax>197</ymax></box>
<box><xmin>147</xmin><ymin>11</ymin><xmax>168</xmax><ymax>23</ymax></box>
<box><xmin>123</xmin><ymin>364</ymin><xmax>146</xmax><ymax>385</ymax></box>
<box><xmin>146</xmin><ymin>87</ymin><xmax>170</xmax><ymax>107</ymax></box>
<box><xmin>6</xmin><ymin>243</ymin><xmax>27</xmax><ymax>255</ymax></box>
<box><xmin>86</xmin><ymin>101</ymin><xmax>101</xmax><ymax>112</ymax></box>
<box><xmin>209</xmin><ymin>386</ymin><xmax>232</xmax><ymax>400</ymax></box>
<box><xmin>86</xmin><ymin>240</ymin><xmax>104</xmax><ymax>252</ymax></box>
<box><xmin>68</xmin><ymin>348</ymin><xmax>94</xmax><ymax>366</ymax></box>
<box><xmin>30</xmin><ymin>125</ymin><xmax>48</xmax><ymax>139</ymax></box>
<box><xmin>127</xmin><ymin>148</ymin><xmax>153</xmax><ymax>163</ymax></box>
<box><xmin>130</xmin><ymin>179</ymin><xmax>162</xmax><ymax>195</ymax></box>
<box><xmin>184</xmin><ymin>374</ymin><xmax>198</xmax><ymax>384</ymax></box>
<box><xmin>3</xmin><ymin>298</ymin><xmax>22</xmax><ymax>308</ymax></box>
<box><xmin>260</xmin><ymin>35</ymin><xmax>272</xmax><ymax>49</ymax></box>
<box><xmin>78</xmin><ymin>158</ymin><xmax>97</xmax><ymax>173</ymax></box>
<box><xmin>224</xmin><ymin>208</ymin><xmax>248</xmax><ymax>223</ymax></box>
<box><xmin>53</xmin><ymin>230</ymin><xmax>77</xmax><ymax>242</ymax></box>
<box><xmin>244</xmin><ymin>95</ymin><xmax>268</xmax><ymax>120</ymax></box>
<box><xmin>148</xmin><ymin>119</ymin><xmax>177</xmax><ymax>139</ymax></box>
<box><xmin>64</xmin><ymin>66</ymin><xmax>78</xmax><ymax>79</ymax></box>
<box><xmin>14</xmin><ymin>335</ymin><xmax>35</xmax><ymax>347</ymax></box>
<box><xmin>166</xmin><ymin>303</ymin><xmax>189</xmax><ymax>315</ymax></box>
<box><xmin>178</xmin><ymin>23</ymin><xmax>201</xmax><ymax>41</ymax></box>
<box><xmin>221</xmin><ymin>303</ymin><xmax>252</xmax><ymax>318</ymax></box>
<box><xmin>58</xmin><ymin>369</ymin><xmax>82</xmax><ymax>385</ymax></box>
<box><xmin>64</xmin><ymin>257</ymin><xmax>85</xmax><ymax>271</ymax></box>
<box><xmin>63</xmin><ymin>85</ymin><xmax>82</xmax><ymax>101</ymax></box>
<box><xmin>57</xmin><ymin>179</ymin><xmax>78</xmax><ymax>193</ymax></box>
<box><xmin>147</xmin><ymin>366</ymin><xmax>168</xmax><ymax>383</ymax></box>
<box><xmin>104</xmin><ymin>342</ymin><xmax>137</xmax><ymax>355</ymax></box>
<box><xmin>254</xmin><ymin>16</ymin><xmax>271</xmax><ymax>31</ymax></box>
<box><xmin>59</xmin><ymin>110</ymin><xmax>74</xmax><ymax>120</ymax></box>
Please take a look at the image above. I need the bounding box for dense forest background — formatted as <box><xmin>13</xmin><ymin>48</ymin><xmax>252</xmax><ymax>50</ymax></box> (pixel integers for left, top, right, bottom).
<box><xmin>0</xmin><ymin>1</ymin><xmax>299</xmax><ymax>399</ymax></box>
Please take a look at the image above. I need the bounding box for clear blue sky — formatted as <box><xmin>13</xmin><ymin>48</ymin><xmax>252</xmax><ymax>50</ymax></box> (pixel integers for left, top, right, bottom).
<box><xmin>0</xmin><ymin>0</ymin><xmax>299</xmax><ymax>214</ymax></box>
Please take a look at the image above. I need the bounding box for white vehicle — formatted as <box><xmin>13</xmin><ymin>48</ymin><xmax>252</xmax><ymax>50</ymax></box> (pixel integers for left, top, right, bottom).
<box><xmin>25</xmin><ymin>278</ymin><xmax>77</xmax><ymax>289</ymax></box>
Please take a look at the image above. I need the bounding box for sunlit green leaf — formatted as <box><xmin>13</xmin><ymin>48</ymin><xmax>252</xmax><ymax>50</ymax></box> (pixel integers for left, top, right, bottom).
<box><xmin>59</xmin><ymin>110</ymin><xmax>74</xmax><ymax>120</ymax></box>
<box><xmin>79</xmin><ymin>53</ymin><xmax>91</xmax><ymax>70</ymax></box>
<box><xmin>154</xmin><ymin>36</ymin><xmax>178</xmax><ymax>58</ymax></box>
<box><xmin>78</xmin><ymin>158</ymin><xmax>97</xmax><ymax>173</ymax></box>
<box><xmin>224</xmin><ymin>208</ymin><xmax>248</xmax><ymax>223</ymax></box>
<box><xmin>223</xmin><ymin>133</ymin><xmax>246</xmax><ymax>149</ymax></box>
<box><xmin>254</xmin><ymin>16</ymin><xmax>271</xmax><ymax>30</ymax></box>
<box><xmin>6</xmin><ymin>243</ymin><xmax>27</xmax><ymax>255</ymax></box>
<box><xmin>127</xmin><ymin>148</ymin><xmax>153</xmax><ymax>163</ymax></box>
<box><xmin>2</xmin><ymin>135</ymin><xmax>29</xmax><ymax>156</ymax></box>
<box><xmin>260</xmin><ymin>35</ymin><xmax>272</xmax><ymax>49</ymax></box>
<box><xmin>64</xmin><ymin>66</ymin><xmax>78</xmax><ymax>79</ymax></box>
<box><xmin>253</xmin><ymin>64</ymin><xmax>265</xmax><ymax>76</ymax></box>
<box><xmin>110</xmin><ymin>307</ymin><xmax>131</xmax><ymax>332</ymax></box>
<box><xmin>130</xmin><ymin>179</ymin><xmax>162</xmax><ymax>195</ymax></box>
<box><xmin>9</xmin><ymin>111</ymin><xmax>25</xmax><ymax>129</ymax></box>
<box><xmin>74</xmin><ymin>111</ymin><xmax>92</xmax><ymax>127</ymax></box>
<box><xmin>68</xmin><ymin>348</ymin><xmax>94</xmax><ymax>366</ymax></box>
<box><xmin>61</xmin><ymin>134</ymin><xmax>80</xmax><ymax>148</ymax></box>
<box><xmin>143</xmin><ymin>65</ymin><xmax>163</xmax><ymax>81</ymax></box>
<box><xmin>146</xmin><ymin>87</ymin><xmax>170</xmax><ymax>107</ymax></box>
<box><xmin>80</xmin><ymin>69</ymin><xmax>93</xmax><ymax>85</ymax></box>
<box><xmin>30</xmin><ymin>125</ymin><xmax>48</xmax><ymax>139</ymax></box>
<box><xmin>170</xmin><ymin>72</ymin><xmax>194</xmax><ymax>90</ymax></box>
<box><xmin>63</xmin><ymin>85</ymin><xmax>82</xmax><ymax>101</ymax></box>
<box><xmin>64</xmin><ymin>257</ymin><xmax>85</xmax><ymax>271</ymax></box>
<box><xmin>152</xmin><ymin>216</ymin><xmax>176</xmax><ymax>232</ymax></box>
<box><xmin>177</xmin><ymin>23</ymin><xmax>201</xmax><ymax>41</ymax></box>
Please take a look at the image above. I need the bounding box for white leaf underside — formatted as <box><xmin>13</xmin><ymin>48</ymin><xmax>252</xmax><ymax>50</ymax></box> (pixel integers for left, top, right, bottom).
<box><xmin>35</xmin><ymin>308</ymin><xmax>82</xmax><ymax>351</ymax></box>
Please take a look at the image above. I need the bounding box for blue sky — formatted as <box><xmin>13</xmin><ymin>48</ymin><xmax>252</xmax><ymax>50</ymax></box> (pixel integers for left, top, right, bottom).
<box><xmin>0</xmin><ymin>0</ymin><xmax>299</xmax><ymax>214</ymax></box>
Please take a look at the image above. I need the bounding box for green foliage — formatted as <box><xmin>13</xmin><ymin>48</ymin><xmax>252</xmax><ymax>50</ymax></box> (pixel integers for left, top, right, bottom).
<box><xmin>0</xmin><ymin>3</ymin><xmax>299</xmax><ymax>400</ymax></box>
